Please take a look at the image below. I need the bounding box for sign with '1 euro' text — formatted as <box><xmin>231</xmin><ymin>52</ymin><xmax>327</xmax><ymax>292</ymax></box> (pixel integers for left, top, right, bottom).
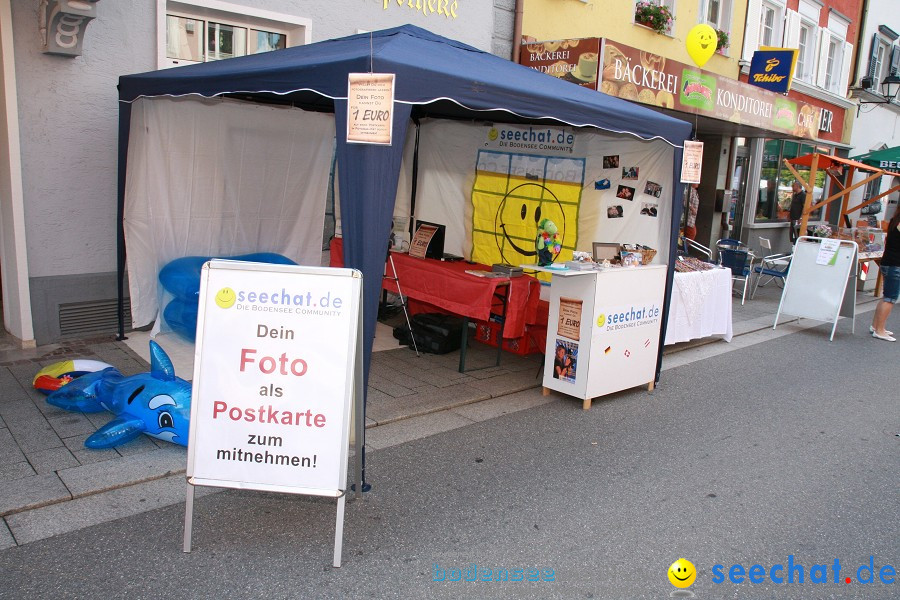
<box><xmin>187</xmin><ymin>261</ymin><xmax>361</xmax><ymax>497</ymax></box>
<box><xmin>680</xmin><ymin>141</ymin><xmax>703</xmax><ymax>184</ymax></box>
<box><xmin>347</xmin><ymin>73</ymin><xmax>395</xmax><ymax>145</ymax></box>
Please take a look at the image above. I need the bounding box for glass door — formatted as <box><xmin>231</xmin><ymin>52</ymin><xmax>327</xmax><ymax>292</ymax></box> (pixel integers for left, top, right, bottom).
<box><xmin>730</xmin><ymin>140</ymin><xmax>750</xmax><ymax>240</ymax></box>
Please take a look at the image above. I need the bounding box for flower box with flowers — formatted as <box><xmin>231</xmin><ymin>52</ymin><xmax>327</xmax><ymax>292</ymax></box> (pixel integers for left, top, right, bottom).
<box><xmin>633</xmin><ymin>1</ymin><xmax>674</xmax><ymax>35</ymax></box>
<box><xmin>715</xmin><ymin>29</ymin><xmax>730</xmax><ymax>54</ymax></box>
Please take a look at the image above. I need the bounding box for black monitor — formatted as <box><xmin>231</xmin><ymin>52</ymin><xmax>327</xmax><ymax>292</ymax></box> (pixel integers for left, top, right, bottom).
<box><xmin>412</xmin><ymin>220</ymin><xmax>446</xmax><ymax>259</ymax></box>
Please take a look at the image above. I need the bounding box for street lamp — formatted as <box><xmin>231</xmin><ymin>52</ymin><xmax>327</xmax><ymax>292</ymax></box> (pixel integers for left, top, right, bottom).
<box><xmin>857</xmin><ymin>73</ymin><xmax>900</xmax><ymax>115</ymax></box>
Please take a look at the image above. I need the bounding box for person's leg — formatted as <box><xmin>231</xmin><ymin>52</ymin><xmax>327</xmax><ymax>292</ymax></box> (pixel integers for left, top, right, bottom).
<box><xmin>872</xmin><ymin>265</ymin><xmax>899</xmax><ymax>339</ymax></box>
<box><xmin>872</xmin><ymin>300</ymin><xmax>893</xmax><ymax>335</ymax></box>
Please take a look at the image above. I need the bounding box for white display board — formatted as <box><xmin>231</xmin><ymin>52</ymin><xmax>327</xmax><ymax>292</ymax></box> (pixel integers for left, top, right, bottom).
<box><xmin>187</xmin><ymin>260</ymin><xmax>361</xmax><ymax>496</ymax></box>
<box><xmin>775</xmin><ymin>236</ymin><xmax>857</xmax><ymax>341</ymax></box>
<box><xmin>538</xmin><ymin>265</ymin><xmax>667</xmax><ymax>409</ymax></box>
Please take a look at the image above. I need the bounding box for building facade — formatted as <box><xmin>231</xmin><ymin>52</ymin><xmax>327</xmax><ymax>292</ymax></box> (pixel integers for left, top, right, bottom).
<box><xmin>519</xmin><ymin>0</ymin><xmax>862</xmax><ymax>255</ymax></box>
<box><xmin>738</xmin><ymin>0</ymin><xmax>861</xmax><ymax>251</ymax></box>
<box><xmin>846</xmin><ymin>0</ymin><xmax>900</xmax><ymax>224</ymax></box>
<box><xmin>0</xmin><ymin>0</ymin><xmax>508</xmax><ymax>345</ymax></box>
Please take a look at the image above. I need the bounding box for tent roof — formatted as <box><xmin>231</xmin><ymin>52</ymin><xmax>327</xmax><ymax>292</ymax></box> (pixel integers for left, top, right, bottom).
<box><xmin>118</xmin><ymin>25</ymin><xmax>690</xmax><ymax>146</ymax></box>
<box><xmin>850</xmin><ymin>145</ymin><xmax>900</xmax><ymax>167</ymax></box>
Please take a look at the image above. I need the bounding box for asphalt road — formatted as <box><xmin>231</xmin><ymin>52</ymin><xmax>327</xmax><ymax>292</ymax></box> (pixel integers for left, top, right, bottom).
<box><xmin>0</xmin><ymin>320</ymin><xmax>897</xmax><ymax>600</ymax></box>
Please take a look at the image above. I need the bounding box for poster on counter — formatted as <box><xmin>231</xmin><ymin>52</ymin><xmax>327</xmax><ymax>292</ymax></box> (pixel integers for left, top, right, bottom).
<box><xmin>553</xmin><ymin>339</ymin><xmax>578</xmax><ymax>383</ymax></box>
<box><xmin>681</xmin><ymin>141</ymin><xmax>703</xmax><ymax>184</ymax></box>
<box><xmin>557</xmin><ymin>296</ymin><xmax>583</xmax><ymax>340</ymax></box>
<box><xmin>347</xmin><ymin>73</ymin><xmax>395</xmax><ymax>145</ymax></box>
<box><xmin>187</xmin><ymin>260</ymin><xmax>360</xmax><ymax>497</ymax></box>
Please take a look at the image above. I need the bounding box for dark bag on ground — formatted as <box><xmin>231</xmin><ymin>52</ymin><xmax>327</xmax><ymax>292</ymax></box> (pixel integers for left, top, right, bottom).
<box><xmin>393</xmin><ymin>313</ymin><xmax>464</xmax><ymax>354</ymax></box>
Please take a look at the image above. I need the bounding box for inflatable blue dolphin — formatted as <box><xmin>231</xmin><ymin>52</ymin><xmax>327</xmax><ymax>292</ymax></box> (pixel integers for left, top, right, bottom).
<box><xmin>46</xmin><ymin>341</ymin><xmax>192</xmax><ymax>449</ymax></box>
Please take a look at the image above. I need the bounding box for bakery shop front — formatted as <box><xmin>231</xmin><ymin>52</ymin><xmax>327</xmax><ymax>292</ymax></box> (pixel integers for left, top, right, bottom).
<box><xmin>520</xmin><ymin>37</ymin><xmax>850</xmax><ymax>252</ymax></box>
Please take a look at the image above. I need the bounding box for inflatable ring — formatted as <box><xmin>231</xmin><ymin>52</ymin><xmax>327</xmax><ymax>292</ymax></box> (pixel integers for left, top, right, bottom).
<box><xmin>33</xmin><ymin>359</ymin><xmax>114</xmax><ymax>395</ymax></box>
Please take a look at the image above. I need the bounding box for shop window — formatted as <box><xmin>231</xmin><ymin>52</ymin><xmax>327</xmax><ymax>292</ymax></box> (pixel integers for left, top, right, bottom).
<box><xmin>756</xmin><ymin>139</ymin><xmax>784</xmax><ymax>223</ymax></box>
<box><xmin>755</xmin><ymin>139</ymin><xmax>824</xmax><ymax>224</ymax></box>
<box><xmin>160</xmin><ymin>1</ymin><xmax>308</xmax><ymax>68</ymax></box>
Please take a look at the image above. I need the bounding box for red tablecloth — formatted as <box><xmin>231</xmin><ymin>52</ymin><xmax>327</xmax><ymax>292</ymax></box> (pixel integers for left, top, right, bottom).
<box><xmin>330</xmin><ymin>237</ymin><xmax>541</xmax><ymax>338</ymax></box>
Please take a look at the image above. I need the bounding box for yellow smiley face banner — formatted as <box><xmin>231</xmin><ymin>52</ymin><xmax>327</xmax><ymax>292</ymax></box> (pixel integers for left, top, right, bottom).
<box><xmin>686</xmin><ymin>24</ymin><xmax>717</xmax><ymax>68</ymax></box>
<box><xmin>471</xmin><ymin>126</ymin><xmax>585</xmax><ymax>280</ymax></box>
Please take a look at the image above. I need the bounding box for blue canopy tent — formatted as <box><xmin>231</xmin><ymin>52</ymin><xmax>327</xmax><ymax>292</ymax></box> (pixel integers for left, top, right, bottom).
<box><xmin>116</xmin><ymin>25</ymin><xmax>691</xmax><ymax>443</ymax></box>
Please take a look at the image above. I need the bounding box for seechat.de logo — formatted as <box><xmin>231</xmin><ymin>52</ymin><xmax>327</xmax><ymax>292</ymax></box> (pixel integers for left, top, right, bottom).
<box><xmin>668</xmin><ymin>558</ymin><xmax>697</xmax><ymax>589</ymax></box>
<box><xmin>215</xmin><ymin>287</ymin><xmax>236</xmax><ymax>309</ymax></box>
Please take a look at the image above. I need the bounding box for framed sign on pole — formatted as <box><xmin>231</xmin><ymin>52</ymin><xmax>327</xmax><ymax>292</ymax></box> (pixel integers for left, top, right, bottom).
<box><xmin>182</xmin><ymin>260</ymin><xmax>363</xmax><ymax>567</ymax></box>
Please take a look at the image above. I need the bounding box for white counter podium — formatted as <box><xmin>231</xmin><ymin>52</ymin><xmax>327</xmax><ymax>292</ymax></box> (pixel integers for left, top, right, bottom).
<box><xmin>529</xmin><ymin>264</ymin><xmax>667</xmax><ymax>410</ymax></box>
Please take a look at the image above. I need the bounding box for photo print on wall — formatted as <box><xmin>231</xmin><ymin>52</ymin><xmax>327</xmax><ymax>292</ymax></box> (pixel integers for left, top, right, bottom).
<box><xmin>622</xmin><ymin>166</ymin><xmax>639</xmax><ymax>180</ymax></box>
<box><xmin>616</xmin><ymin>185</ymin><xmax>635</xmax><ymax>200</ymax></box>
<box><xmin>602</xmin><ymin>155</ymin><xmax>619</xmax><ymax>168</ymax></box>
<box><xmin>607</xmin><ymin>205</ymin><xmax>624</xmax><ymax>218</ymax></box>
<box><xmin>640</xmin><ymin>202</ymin><xmax>658</xmax><ymax>217</ymax></box>
<box><xmin>644</xmin><ymin>180</ymin><xmax>662</xmax><ymax>197</ymax></box>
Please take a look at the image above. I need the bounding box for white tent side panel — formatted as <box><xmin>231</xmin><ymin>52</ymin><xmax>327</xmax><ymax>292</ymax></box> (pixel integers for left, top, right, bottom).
<box><xmin>124</xmin><ymin>97</ymin><xmax>335</xmax><ymax>329</ymax></box>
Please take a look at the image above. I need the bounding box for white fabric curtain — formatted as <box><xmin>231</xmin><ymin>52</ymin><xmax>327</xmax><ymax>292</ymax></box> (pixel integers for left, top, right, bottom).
<box><xmin>124</xmin><ymin>97</ymin><xmax>335</xmax><ymax>328</ymax></box>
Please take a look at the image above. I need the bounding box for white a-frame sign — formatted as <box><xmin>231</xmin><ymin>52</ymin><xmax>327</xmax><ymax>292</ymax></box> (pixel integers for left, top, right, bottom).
<box><xmin>184</xmin><ymin>260</ymin><xmax>364</xmax><ymax>567</ymax></box>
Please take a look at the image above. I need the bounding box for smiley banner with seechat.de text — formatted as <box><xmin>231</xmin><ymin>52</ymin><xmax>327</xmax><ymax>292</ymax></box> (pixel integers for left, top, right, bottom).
<box><xmin>472</xmin><ymin>124</ymin><xmax>586</xmax><ymax>279</ymax></box>
<box><xmin>187</xmin><ymin>260</ymin><xmax>360</xmax><ymax>497</ymax></box>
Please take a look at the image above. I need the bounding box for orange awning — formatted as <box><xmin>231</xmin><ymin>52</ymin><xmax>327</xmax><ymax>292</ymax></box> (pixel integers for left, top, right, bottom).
<box><xmin>787</xmin><ymin>153</ymin><xmax>900</xmax><ymax>177</ymax></box>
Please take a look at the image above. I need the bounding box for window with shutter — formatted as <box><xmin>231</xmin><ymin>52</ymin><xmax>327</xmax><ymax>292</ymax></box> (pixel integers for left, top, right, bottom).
<box><xmin>867</xmin><ymin>33</ymin><xmax>885</xmax><ymax>88</ymax></box>
<box><xmin>890</xmin><ymin>45</ymin><xmax>900</xmax><ymax>76</ymax></box>
<box><xmin>837</xmin><ymin>41</ymin><xmax>853</xmax><ymax>95</ymax></box>
<box><xmin>815</xmin><ymin>27</ymin><xmax>830</xmax><ymax>88</ymax></box>
<box><xmin>742</xmin><ymin>0</ymin><xmax>762</xmax><ymax>62</ymax></box>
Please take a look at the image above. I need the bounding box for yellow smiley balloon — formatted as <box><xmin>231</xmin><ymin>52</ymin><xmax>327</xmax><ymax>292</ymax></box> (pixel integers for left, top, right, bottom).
<box><xmin>686</xmin><ymin>24</ymin><xmax>717</xmax><ymax>67</ymax></box>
